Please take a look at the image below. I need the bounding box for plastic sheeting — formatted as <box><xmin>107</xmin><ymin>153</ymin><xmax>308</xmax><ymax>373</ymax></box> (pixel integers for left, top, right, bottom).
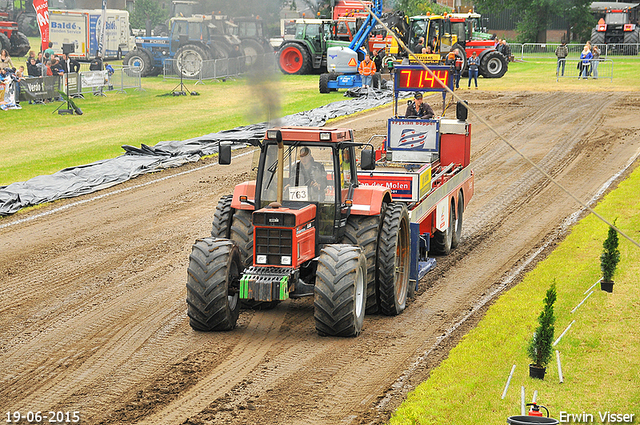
<box><xmin>1</xmin><ymin>90</ymin><xmax>398</xmax><ymax>216</ymax></box>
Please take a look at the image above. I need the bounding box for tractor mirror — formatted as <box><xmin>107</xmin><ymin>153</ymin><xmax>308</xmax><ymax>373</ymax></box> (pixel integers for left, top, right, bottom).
<box><xmin>219</xmin><ymin>143</ymin><xmax>232</xmax><ymax>165</ymax></box>
<box><xmin>360</xmin><ymin>148</ymin><xmax>375</xmax><ymax>171</ymax></box>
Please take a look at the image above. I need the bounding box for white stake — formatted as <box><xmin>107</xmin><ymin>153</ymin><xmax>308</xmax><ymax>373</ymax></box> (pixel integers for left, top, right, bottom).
<box><xmin>521</xmin><ymin>386</ymin><xmax>526</xmax><ymax>416</ymax></box>
<box><xmin>501</xmin><ymin>364</ymin><xmax>516</xmax><ymax>399</ymax></box>
<box><xmin>571</xmin><ymin>290</ymin><xmax>594</xmax><ymax>313</ymax></box>
<box><xmin>554</xmin><ymin>320</ymin><xmax>576</xmax><ymax>346</ymax></box>
<box><xmin>556</xmin><ymin>350</ymin><xmax>564</xmax><ymax>383</ymax></box>
<box><xmin>531</xmin><ymin>390</ymin><xmax>538</xmax><ymax>404</ymax></box>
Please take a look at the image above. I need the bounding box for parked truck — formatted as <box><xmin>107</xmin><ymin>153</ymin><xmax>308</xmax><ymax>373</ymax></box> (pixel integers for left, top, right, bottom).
<box><xmin>186</xmin><ymin>65</ymin><xmax>474</xmax><ymax>336</ymax></box>
<box><xmin>49</xmin><ymin>9</ymin><xmax>134</xmax><ymax>61</ymax></box>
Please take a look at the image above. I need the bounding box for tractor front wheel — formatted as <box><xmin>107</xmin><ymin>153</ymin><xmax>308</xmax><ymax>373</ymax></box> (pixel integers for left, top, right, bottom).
<box><xmin>186</xmin><ymin>238</ymin><xmax>241</xmax><ymax>331</ymax></box>
<box><xmin>377</xmin><ymin>203</ymin><xmax>411</xmax><ymax>316</ymax></box>
<box><xmin>123</xmin><ymin>49</ymin><xmax>152</xmax><ymax>77</ymax></box>
<box><xmin>314</xmin><ymin>245</ymin><xmax>367</xmax><ymax>337</ymax></box>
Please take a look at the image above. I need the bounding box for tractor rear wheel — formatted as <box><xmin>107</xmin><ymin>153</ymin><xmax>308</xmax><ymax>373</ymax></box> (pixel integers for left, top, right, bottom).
<box><xmin>9</xmin><ymin>31</ymin><xmax>30</xmax><ymax>58</ymax></box>
<box><xmin>314</xmin><ymin>245</ymin><xmax>367</xmax><ymax>337</ymax></box>
<box><xmin>480</xmin><ymin>50</ymin><xmax>508</xmax><ymax>78</ymax></box>
<box><xmin>451</xmin><ymin>192</ymin><xmax>464</xmax><ymax>249</ymax></box>
<box><xmin>430</xmin><ymin>199</ymin><xmax>454</xmax><ymax>255</ymax></box>
<box><xmin>278</xmin><ymin>42</ymin><xmax>311</xmax><ymax>75</ymax></box>
<box><xmin>623</xmin><ymin>29</ymin><xmax>639</xmax><ymax>55</ymax></box>
<box><xmin>241</xmin><ymin>38</ymin><xmax>264</xmax><ymax>68</ymax></box>
<box><xmin>186</xmin><ymin>238</ymin><xmax>241</xmax><ymax>331</ymax></box>
<box><xmin>0</xmin><ymin>33</ymin><xmax>10</xmax><ymax>53</ymax></box>
<box><xmin>377</xmin><ymin>203</ymin><xmax>410</xmax><ymax>316</ymax></box>
<box><xmin>123</xmin><ymin>49</ymin><xmax>152</xmax><ymax>77</ymax></box>
<box><xmin>343</xmin><ymin>215</ymin><xmax>381</xmax><ymax>314</ymax></box>
<box><xmin>229</xmin><ymin>209</ymin><xmax>253</xmax><ymax>268</ymax></box>
<box><xmin>591</xmin><ymin>28</ymin><xmax>605</xmax><ymax>46</ymax></box>
<box><xmin>175</xmin><ymin>44</ymin><xmax>209</xmax><ymax>78</ymax></box>
<box><xmin>17</xmin><ymin>13</ymin><xmax>39</xmax><ymax>37</ymax></box>
<box><xmin>211</xmin><ymin>194</ymin><xmax>234</xmax><ymax>239</ymax></box>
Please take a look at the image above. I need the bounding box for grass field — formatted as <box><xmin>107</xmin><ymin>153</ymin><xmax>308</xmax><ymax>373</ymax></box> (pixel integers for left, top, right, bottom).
<box><xmin>390</xmin><ymin>163</ymin><xmax>640</xmax><ymax>423</ymax></box>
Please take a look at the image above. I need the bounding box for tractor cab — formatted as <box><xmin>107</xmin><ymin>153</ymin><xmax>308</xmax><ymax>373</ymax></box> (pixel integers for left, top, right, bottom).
<box><xmin>255</xmin><ymin>127</ymin><xmax>364</xmax><ymax>247</ymax></box>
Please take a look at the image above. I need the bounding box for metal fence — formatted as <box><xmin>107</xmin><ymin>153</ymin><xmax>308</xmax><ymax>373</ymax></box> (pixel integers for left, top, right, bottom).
<box><xmin>20</xmin><ymin>65</ymin><xmax>142</xmax><ymax>103</ymax></box>
<box><xmin>162</xmin><ymin>53</ymin><xmax>278</xmax><ymax>83</ymax></box>
<box><xmin>513</xmin><ymin>43</ymin><xmax>639</xmax><ymax>60</ymax></box>
<box><xmin>555</xmin><ymin>58</ymin><xmax>614</xmax><ymax>82</ymax></box>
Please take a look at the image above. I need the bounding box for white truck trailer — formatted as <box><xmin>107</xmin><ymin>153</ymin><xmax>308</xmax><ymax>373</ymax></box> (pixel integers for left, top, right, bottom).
<box><xmin>49</xmin><ymin>9</ymin><xmax>133</xmax><ymax>61</ymax></box>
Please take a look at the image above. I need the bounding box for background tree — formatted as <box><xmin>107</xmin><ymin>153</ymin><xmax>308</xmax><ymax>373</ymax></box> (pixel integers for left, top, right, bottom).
<box><xmin>561</xmin><ymin>0</ymin><xmax>596</xmax><ymax>42</ymax></box>
<box><xmin>130</xmin><ymin>0</ymin><xmax>168</xmax><ymax>30</ymax></box>
<box><xmin>394</xmin><ymin>0</ymin><xmax>451</xmax><ymax>17</ymax></box>
<box><xmin>475</xmin><ymin>0</ymin><xmax>593</xmax><ymax>42</ymax></box>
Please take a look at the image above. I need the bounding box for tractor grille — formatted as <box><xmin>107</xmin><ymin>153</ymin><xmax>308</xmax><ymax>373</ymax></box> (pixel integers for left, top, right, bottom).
<box><xmin>255</xmin><ymin>227</ymin><xmax>293</xmax><ymax>266</ymax></box>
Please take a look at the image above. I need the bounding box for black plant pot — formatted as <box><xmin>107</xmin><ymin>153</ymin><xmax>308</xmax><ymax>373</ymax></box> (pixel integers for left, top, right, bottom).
<box><xmin>529</xmin><ymin>364</ymin><xmax>546</xmax><ymax>380</ymax></box>
<box><xmin>601</xmin><ymin>280</ymin><xmax>614</xmax><ymax>293</ymax></box>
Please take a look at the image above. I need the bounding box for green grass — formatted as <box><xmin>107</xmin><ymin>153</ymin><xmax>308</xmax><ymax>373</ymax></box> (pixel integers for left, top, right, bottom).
<box><xmin>390</xmin><ymin>167</ymin><xmax>640</xmax><ymax>423</ymax></box>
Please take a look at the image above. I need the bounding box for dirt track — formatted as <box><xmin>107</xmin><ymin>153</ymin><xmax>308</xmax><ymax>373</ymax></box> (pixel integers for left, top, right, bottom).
<box><xmin>1</xmin><ymin>91</ymin><xmax>639</xmax><ymax>425</ymax></box>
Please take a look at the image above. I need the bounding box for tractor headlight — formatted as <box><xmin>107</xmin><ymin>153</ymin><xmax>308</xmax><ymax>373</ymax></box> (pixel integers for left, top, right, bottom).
<box><xmin>319</xmin><ymin>132</ymin><xmax>331</xmax><ymax>141</ymax></box>
<box><xmin>256</xmin><ymin>255</ymin><xmax>267</xmax><ymax>264</ymax></box>
<box><xmin>281</xmin><ymin>256</ymin><xmax>291</xmax><ymax>266</ymax></box>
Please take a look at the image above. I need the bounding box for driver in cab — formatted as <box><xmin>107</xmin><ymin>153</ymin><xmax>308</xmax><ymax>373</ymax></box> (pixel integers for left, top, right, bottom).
<box><xmin>289</xmin><ymin>147</ymin><xmax>327</xmax><ymax>201</ymax></box>
<box><xmin>405</xmin><ymin>91</ymin><xmax>435</xmax><ymax>119</ymax></box>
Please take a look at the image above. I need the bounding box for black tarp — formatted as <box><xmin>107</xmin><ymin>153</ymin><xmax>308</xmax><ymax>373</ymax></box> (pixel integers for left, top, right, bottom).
<box><xmin>1</xmin><ymin>91</ymin><xmax>400</xmax><ymax>216</ymax></box>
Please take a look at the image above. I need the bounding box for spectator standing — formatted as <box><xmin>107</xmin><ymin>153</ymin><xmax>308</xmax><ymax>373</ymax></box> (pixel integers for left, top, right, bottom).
<box><xmin>555</xmin><ymin>42</ymin><xmax>568</xmax><ymax>76</ymax></box>
<box><xmin>44</xmin><ymin>41</ymin><xmax>55</xmax><ymax>58</ymax></box>
<box><xmin>27</xmin><ymin>57</ymin><xmax>39</xmax><ymax>76</ymax></box>
<box><xmin>445</xmin><ymin>49</ymin><xmax>463</xmax><ymax>89</ymax></box>
<box><xmin>578</xmin><ymin>45</ymin><xmax>592</xmax><ymax>79</ymax></box>
<box><xmin>358</xmin><ymin>53</ymin><xmax>376</xmax><ymax>88</ymax></box>
<box><xmin>373</xmin><ymin>49</ymin><xmax>383</xmax><ymax>73</ymax></box>
<box><xmin>591</xmin><ymin>44</ymin><xmax>601</xmax><ymax>79</ymax></box>
<box><xmin>50</xmin><ymin>58</ymin><xmax>64</xmax><ymax>75</ymax></box>
<box><xmin>36</xmin><ymin>52</ymin><xmax>43</xmax><ymax>64</ymax></box>
<box><xmin>501</xmin><ymin>39</ymin><xmax>512</xmax><ymax>62</ymax></box>
<box><xmin>1</xmin><ymin>49</ymin><xmax>14</xmax><ymax>70</ymax></box>
<box><xmin>468</xmin><ymin>51</ymin><xmax>479</xmax><ymax>89</ymax></box>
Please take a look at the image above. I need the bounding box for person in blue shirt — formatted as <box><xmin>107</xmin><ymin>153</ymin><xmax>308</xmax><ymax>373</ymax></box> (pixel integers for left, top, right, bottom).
<box><xmin>578</xmin><ymin>45</ymin><xmax>592</xmax><ymax>79</ymax></box>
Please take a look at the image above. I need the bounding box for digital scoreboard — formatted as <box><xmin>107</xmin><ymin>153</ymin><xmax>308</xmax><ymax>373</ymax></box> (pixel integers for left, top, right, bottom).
<box><xmin>394</xmin><ymin>66</ymin><xmax>452</xmax><ymax>92</ymax></box>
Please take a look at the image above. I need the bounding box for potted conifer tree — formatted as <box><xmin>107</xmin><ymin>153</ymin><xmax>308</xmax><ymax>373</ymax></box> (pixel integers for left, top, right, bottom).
<box><xmin>527</xmin><ymin>282</ymin><xmax>557</xmax><ymax>380</ymax></box>
<box><xmin>600</xmin><ymin>224</ymin><xmax>620</xmax><ymax>293</ymax></box>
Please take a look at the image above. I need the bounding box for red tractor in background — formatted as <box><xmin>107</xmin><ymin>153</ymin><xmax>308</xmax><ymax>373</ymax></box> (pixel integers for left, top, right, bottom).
<box><xmin>384</xmin><ymin>12</ymin><xmax>507</xmax><ymax>78</ymax></box>
<box><xmin>186</xmin><ymin>65</ymin><xmax>474</xmax><ymax>337</ymax></box>
<box><xmin>0</xmin><ymin>0</ymin><xmax>31</xmax><ymax>58</ymax></box>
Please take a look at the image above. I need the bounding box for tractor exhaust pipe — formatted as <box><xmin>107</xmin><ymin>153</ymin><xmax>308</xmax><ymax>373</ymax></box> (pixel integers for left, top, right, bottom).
<box><xmin>276</xmin><ymin>130</ymin><xmax>284</xmax><ymax>205</ymax></box>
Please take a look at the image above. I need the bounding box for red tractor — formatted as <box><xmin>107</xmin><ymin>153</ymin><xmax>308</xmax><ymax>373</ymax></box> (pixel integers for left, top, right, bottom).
<box><xmin>186</xmin><ymin>65</ymin><xmax>474</xmax><ymax>337</ymax></box>
<box><xmin>0</xmin><ymin>15</ymin><xmax>30</xmax><ymax>58</ymax></box>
